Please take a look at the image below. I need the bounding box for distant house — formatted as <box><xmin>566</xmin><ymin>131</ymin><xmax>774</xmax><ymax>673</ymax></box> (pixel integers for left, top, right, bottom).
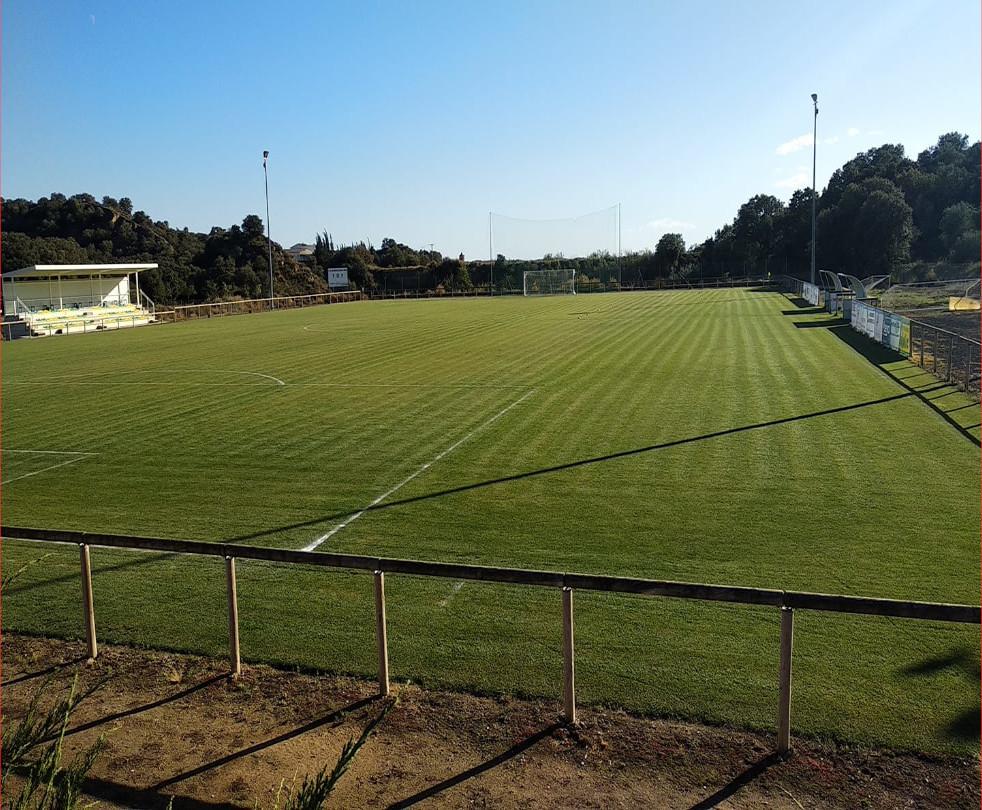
<box><xmin>286</xmin><ymin>243</ymin><xmax>316</xmax><ymax>264</ymax></box>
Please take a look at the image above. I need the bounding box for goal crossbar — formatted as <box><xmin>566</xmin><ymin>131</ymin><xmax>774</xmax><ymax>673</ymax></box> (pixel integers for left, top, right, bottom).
<box><xmin>523</xmin><ymin>269</ymin><xmax>576</xmax><ymax>296</ymax></box>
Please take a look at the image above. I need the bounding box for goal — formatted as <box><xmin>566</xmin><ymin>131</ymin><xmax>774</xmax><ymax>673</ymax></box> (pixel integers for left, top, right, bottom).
<box><xmin>523</xmin><ymin>269</ymin><xmax>576</xmax><ymax>296</ymax></box>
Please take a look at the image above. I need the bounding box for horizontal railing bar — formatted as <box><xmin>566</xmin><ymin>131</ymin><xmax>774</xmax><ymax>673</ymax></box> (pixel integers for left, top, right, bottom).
<box><xmin>783</xmin><ymin>591</ymin><xmax>978</xmax><ymax>623</ymax></box>
<box><xmin>3</xmin><ymin>526</ymin><xmax>978</xmax><ymax>623</ymax></box>
<box><xmin>169</xmin><ymin>290</ymin><xmax>361</xmax><ymax>313</ymax></box>
<box><xmin>563</xmin><ymin>573</ymin><xmax>783</xmax><ymax>605</ymax></box>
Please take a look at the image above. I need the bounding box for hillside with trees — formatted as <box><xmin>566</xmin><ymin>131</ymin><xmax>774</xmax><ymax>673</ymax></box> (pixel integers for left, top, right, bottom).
<box><xmin>1</xmin><ymin>194</ymin><xmax>327</xmax><ymax>304</ymax></box>
<box><xmin>2</xmin><ymin>132</ymin><xmax>977</xmax><ymax>303</ymax></box>
<box><xmin>686</xmin><ymin>131</ymin><xmax>979</xmax><ymax>282</ymax></box>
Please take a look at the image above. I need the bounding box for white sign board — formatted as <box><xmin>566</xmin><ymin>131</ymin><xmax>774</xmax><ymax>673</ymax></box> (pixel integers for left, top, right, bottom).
<box><xmin>328</xmin><ymin>268</ymin><xmax>349</xmax><ymax>289</ymax></box>
<box><xmin>802</xmin><ymin>282</ymin><xmax>820</xmax><ymax>306</ymax></box>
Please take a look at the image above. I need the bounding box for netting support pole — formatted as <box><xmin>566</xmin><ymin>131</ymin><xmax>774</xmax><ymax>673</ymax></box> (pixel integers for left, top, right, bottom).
<box><xmin>617</xmin><ymin>202</ymin><xmax>622</xmax><ymax>289</ymax></box>
<box><xmin>777</xmin><ymin>606</ymin><xmax>794</xmax><ymax>755</ymax></box>
<box><xmin>79</xmin><ymin>544</ymin><xmax>98</xmax><ymax>661</ymax></box>
<box><xmin>489</xmin><ymin>212</ymin><xmax>493</xmax><ymax>296</ymax></box>
<box><xmin>562</xmin><ymin>587</ymin><xmax>576</xmax><ymax>724</ymax></box>
<box><xmin>225</xmin><ymin>556</ymin><xmax>241</xmax><ymax>678</ymax></box>
<box><xmin>374</xmin><ymin>571</ymin><xmax>390</xmax><ymax>696</ymax></box>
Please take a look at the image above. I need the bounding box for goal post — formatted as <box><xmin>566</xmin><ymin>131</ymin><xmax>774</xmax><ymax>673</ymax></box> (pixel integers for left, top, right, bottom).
<box><xmin>523</xmin><ymin>269</ymin><xmax>576</xmax><ymax>296</ymax></box>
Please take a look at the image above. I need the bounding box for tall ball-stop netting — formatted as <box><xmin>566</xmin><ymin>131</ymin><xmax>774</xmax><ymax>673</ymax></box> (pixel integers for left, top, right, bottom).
<box><xmin>489</xmin><ymin>205</ymin><xmax>622</xmax><ymax>293</ymax></box>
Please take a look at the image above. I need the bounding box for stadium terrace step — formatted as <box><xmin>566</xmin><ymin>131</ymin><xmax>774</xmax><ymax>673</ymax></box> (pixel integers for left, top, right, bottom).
<box><xmin>24</xmin><ymin>304</ymin><xmax>154</xmax><ymax>336</ymax></box>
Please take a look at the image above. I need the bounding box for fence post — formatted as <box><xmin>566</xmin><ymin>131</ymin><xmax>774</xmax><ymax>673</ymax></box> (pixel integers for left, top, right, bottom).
<box><xmin>948</xmin><ymin>335</ymin><xmax>954</xmax><ymax>383</ymax></box>
<box><xmin>777</xmin><ymin>606</ymin><xmax>794</xmax><ymax>755</ymax></box>
<box><xmin>225</xmin><ymin>556</ymin><xmax>241</xmax><ymax>677</ymax></box>
<box><xmin>79</xmin><ymin>544</ymin><xmax>98</xmax><ymax>660</ymax></box>
<box><xmin>562</xmin><ymin>587</ymin><xmax>576</xmax><ymax>724</ymax></box>
<box><xmin>966</xmin><ymin>344</ymin><xmax>973</xmax><ymax>393</ymax></box>
<box><xmin>374</xmin><ymin>571</ymin><xmax>390</xmax><ymax>696</ymax></box>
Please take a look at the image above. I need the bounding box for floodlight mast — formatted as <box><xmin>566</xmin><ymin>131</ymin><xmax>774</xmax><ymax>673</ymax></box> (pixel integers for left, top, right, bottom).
<box><xmin>810</xmin><ymin>94</ymin><xmax>818</xmax><ymax>286</ymax></box>
<box><xmin>263</xmin><ymin>150</ymin><xmax>274</xmax><ymax>308</ymax></box>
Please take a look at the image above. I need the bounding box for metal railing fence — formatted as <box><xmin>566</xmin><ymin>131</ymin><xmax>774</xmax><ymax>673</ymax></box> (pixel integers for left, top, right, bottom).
<box><xmin>4</xmin><ymin>525</ymin><xmax>977</xmax><ymax>756</ymax></box>
<box><xmin>909</xmin><ymin>319</ymin><xmax>981</xmax><ymax>398</ymax></box>
<box><xmin>156</xmin><ymin>290</ymin><xmax>363</xmax><ymax>322</ymax></box>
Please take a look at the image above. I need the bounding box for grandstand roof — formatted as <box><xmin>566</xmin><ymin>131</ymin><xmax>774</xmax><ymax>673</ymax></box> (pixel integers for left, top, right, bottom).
<box><xmin>2</xmin><ymin>263</ymin><xmax>158</xmax><ymax>279</ymax></box>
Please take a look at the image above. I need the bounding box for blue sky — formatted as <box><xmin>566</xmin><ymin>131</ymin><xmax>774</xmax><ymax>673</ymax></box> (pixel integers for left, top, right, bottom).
<box><xmin>3</xmin><ymin>0</ymin><xmax>979</xmax><ymax>258</ymax></box>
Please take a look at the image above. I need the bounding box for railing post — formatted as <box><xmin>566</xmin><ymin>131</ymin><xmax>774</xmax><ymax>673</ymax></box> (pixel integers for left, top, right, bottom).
<box><xmin>225</xmin><ymin>556</ymin><xmax>241</xmax><ymax>678</ymax></box>
<box><xmin>562</xmin><ymin>586</ymin><xmax>576</xmax><ymax>724</ymax></box>
<box><xmin>374</xmin><ymin>570</ymin><xmax>390</xmax><ymax>696</ymax></box>
<box><xmin>79</xmin><ymin>544</ymin><xmax>98</xmax><ymax>660</ymax></box>
<box><xmin>777</xmin><ymin>606</ymin><xmax>794</xmax><ymax>755</ymax></box>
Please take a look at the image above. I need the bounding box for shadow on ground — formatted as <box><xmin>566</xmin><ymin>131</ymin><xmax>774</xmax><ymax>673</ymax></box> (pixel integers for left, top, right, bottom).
<box><xmin>387</xmin><ymin>722</ymin><xmax>562</xmax><ymax>808</ymax></box>
<box><xmin>899</xmin><ymin>646</ymin><xmax>981</xmax><ymax>745</ymax></box>
<box><xmin>823</xmin><ymin>323</ymin><xmax>980</xmax><ymax>446</ymax></box>
<box><xmin>218</xmin><ymin>390</ymin><xmax>917</xmax><ymax>546</ymax></box>
<box><xmin>688</xmin><ymin>752</ymin><xmax>783</xmax><ymax>809</ymax></box>
<box><xmin>150</xmin><ymin>695</ymin><xmax>379</xmax><ymax>791</ymax></box>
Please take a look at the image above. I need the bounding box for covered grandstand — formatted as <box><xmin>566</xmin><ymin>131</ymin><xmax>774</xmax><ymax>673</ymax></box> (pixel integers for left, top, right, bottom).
<box><xmin>1</xmin><ymin>263</ymin><xmax>157</xmax><ymax>337</ymax></box>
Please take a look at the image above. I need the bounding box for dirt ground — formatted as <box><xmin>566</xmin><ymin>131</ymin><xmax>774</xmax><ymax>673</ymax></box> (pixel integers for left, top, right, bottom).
<box><xmin>2</xmin><ymin>634</ymin><xmax>978</xmax><ymax>809</ymax></box>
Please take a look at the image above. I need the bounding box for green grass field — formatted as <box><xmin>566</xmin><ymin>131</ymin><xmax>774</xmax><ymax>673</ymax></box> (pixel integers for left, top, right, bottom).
<box><xmin>3</xmin><ymin>289</ymin><xmax>979</xmax><ymax>754</ymax></box>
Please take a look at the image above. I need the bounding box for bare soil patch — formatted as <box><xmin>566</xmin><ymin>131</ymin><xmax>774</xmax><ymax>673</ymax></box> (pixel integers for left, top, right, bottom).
<box><xmin>2</xmin><ymin>634</ymin><xmax>978</xmax><ymax>809</ymax></box>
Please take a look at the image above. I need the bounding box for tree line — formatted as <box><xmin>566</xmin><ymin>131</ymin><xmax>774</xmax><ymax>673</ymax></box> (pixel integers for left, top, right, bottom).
<box><xmin>1</xmin><ymin>131</ymin><xmax>977</xmax><ymax>304</ymax></box>
<box><xmin>654</xmin><ymin>131</ymin><xmax>979</xmax><ymax>284</ymax></box>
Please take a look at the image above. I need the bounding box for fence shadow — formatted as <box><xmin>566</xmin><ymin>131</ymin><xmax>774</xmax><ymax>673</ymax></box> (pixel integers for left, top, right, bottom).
<box><xmin>782</xmin><ymin>296</ymin><xmax>814</xmax><ymax>309</ymax></box>
<box><xmin>793</xmin><ymin>319</ymin><xmax>845</xmax><ymax>328</ymax></box>
<box><xmin>3</xmin><ymin>551</ymin><xmax>179</xmax><ymax>598</ymax></box>
<box><xmin>223</xmin><ymin>392</ymin><xmax>915</xmax><ymax>546</ymax></box>
<box><xmin>77</xmin><ymin>777</ymin><xmax>236</xmax><ymax>810</ymax></box>
<box><xmin>688</xmin><ymin>751</ymin><xmax>783</xmax><ymax>809</ymax></box>
<box><xmin>826</xmin><ymin>325</ymin><xmax>981</xmax><ymax>446</ymax></box>
<box><xmin>54</xmin><ymin>674</ymin><xmax>227</xmax><ymax>742</ymax></box>
<box><xmin>2</xmin><ymin>655</ymin><xmax>87</xmax><ymax>687</ymax></box>
<box><xmin>900</xmin><ymin>646</ymin><xmax>978</xmax><ymax>678</ymax></box>
<box><xmin>387</xmin><ymin>722</ymin><xmax>562</xmax><ymax>808</ymax></box>
<box><xmin>947</xmin><ymin>707</ymin><xmax>981</xmax><ymax>744</ymax></box>
<box><xmin>782</xmin><ymin>306</ymin><xmax>826</xmax><ymax>315</ymax></box>
<box><xmin>150</xmin><ymin>695</ymin><xmax>378</xmax><ymax>791</ymax></box>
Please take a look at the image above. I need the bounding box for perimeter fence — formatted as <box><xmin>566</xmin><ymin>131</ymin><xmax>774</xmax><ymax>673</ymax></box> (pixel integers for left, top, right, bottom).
<box><xmin>156</xmin><ymin>290</ymin><xmax>363</xmax><ymax>322</ymax></box>
<box><xmin>4</xmin><ymin>525</ymin><xmax>977</xmax><ymax>757</ymax></box>
<box><xmin>780</xmin><ymin>276</ymin><xmax>981</xmax><ymax>400</ymax></box>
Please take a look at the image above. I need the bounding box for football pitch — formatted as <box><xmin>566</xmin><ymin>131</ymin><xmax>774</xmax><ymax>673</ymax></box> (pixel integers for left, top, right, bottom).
<box><xmin>2</xmin><ymin>288</ymin><xmax>979</xmax><ymax>753</ymax></box>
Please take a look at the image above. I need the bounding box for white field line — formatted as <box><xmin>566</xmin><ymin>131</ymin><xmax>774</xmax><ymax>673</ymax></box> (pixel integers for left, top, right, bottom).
<box><xmin>302</xmin><ymin>389</ymin><xmax>536</xmax><ymax>552</ymax></box>
<box><xmin>2</xmin><ymin>450</ymin><xmax>99</xmax><ymax>485</ymax></box>
<box><xmin>7</xmin><ymin>377</ymin><xmax>523</xmax><ymax>390</ymax></box>
<box><xmin>3</xmin><ymin>449</ymin><xmax>98</xmax><ymax>455</ymax></box>
<box><xmin>6</xmin><ymin>370</ymin><xmax>285</xmax><ymax>386</ymax></box>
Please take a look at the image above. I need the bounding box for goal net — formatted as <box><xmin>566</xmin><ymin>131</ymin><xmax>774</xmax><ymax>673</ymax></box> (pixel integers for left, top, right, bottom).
<box><xmin>490</xmin><ymin>205</ymin><xmax>621</xmax><ymax>292</ymax></box>
<box><xmin>523</xmin><ymin>269</ymin><xmax>576</xmax><ymax>296</ymax></box>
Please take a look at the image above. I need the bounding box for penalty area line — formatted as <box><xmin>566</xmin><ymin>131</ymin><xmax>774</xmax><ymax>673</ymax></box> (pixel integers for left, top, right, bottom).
<box><xmin>301</xmin><ymin>389</ymin><xmax>536</xmax><ymax>552</ymax></box>
<box><xmin>2</xmin><ymin>451</ymin><xmax>98</xmax><ymax>485</ymax></box>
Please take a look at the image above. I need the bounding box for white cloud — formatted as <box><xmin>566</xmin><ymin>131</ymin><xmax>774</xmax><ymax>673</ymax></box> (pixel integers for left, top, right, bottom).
<box><xmin>774</xmin><ymin>171</ymin><xmax>809</xmax><ymax>190</ymax></box>
<box><xmin>847</xmin><ymin>127</ymin><xmax>860</xmax><ymax>137</ymax></box>
<box><xmin>776</xmin><ymin>134</ymin><xmax>813</xmax><ymax>155</ymax></box>
<box><xmin>643</xmin><ymin>217</ymin><xmax>695</xmax><ymax>233</ymax></box>
<box><xmin>823</xmin><ymin>135</ymin><xmax>839</xmax><ymax>145</ymax></box>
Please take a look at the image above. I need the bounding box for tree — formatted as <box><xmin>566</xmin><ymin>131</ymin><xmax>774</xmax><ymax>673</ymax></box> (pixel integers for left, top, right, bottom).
<box><xmin>733</xmin><ymin>194</ymin><xmax>784</xmax><ymax>271</ymax></box>
<box><xmin>939</xmin><ymin>202</ymin><xmax>979</xmax><ymax>255</ymax></box>
<box><xmin>653</xmin><ymin>233</ymin><xmax>685</xmax><ymax>277</ymax></box>
<box><xmin>841</xmin><ymin>178</ymin><xmax>913</xmax><ymax>275</ymax></box>
<box><xmin>241</xmin><ymin>214</ymin><xmax>265</xmax><ymax>237</ymax></box>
